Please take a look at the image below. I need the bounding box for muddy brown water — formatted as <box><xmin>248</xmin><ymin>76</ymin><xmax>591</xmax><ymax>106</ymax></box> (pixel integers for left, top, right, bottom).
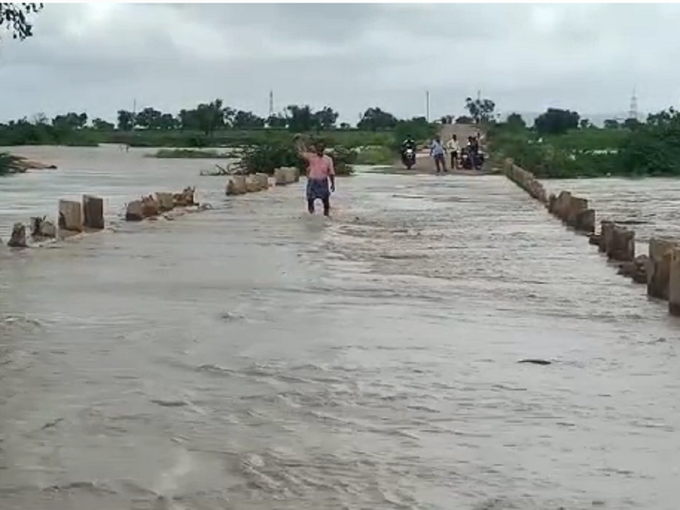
<box><xmin>1</xmin><ymin>146</ymin><xmax>680</xmax><ymax>510</ymax></box>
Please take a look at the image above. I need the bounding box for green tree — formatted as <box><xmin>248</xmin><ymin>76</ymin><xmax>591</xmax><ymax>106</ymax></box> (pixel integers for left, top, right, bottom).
<box><xmin>505</xmin><ymin>112</ymin><xmax>526</xmax><ymax>130</ymax></box>
<box><xmin>232</xmin><ymin>110</ymin><xmax>265</xmax><ymax>129</ymax></box>
<box><xmin>313</xmin><ymin>106</ymin><xmax>339</xmax><ymax>130</ymax></box>
<box><xmin>533</xmin><ymin>108</ymin><xmax>580</xmax><ymax>136</ymax></box>
<box><xmin>455</xmin><ymin>115</ymin><xmax>473</xmax><ymax>124</ymax></box>
<box><xmin>623</xmin><ymin>118</ymin><xmax>641</xmax><ymax>130</ymax></box>
<box><xmin>580</xmin><ymin>119</ymin><xmax>592</xmax><ymax>129</ymax></box>
<box><xmin>357</xmin><ymin>107</ymin><xmax>398</xmax><ymax>131</ymax></box>
<box><xmin>266</xmin><ymin>113</ymin><xmax>287</xmax><ymax>129</ymax></box>
<box><xmin>464</xmin><ymin>97</ymin><xmax>496</xmax><ymax>123</ymax></box>
<box><xmin>92</xmin><ymin>117</ymin><xmax>115</xmax><ymax>130</ymax></box>
<box><xmin>135</xmin><ymin>107</ymin><xmax>162</xmax><ymax>129</ymax></box>
<box><xmin>117</xmin><ymin>110</ymin><xmax>135</xmax><ymax>131</ymax></box>
<box><xmin>0</xmin><ymin>3</ymin><xmax>42</xmax><ymax>40</ymax></box>
<box><xmin>285</xmin><ymin>105</ymin><xmax>315</xmax><ymax>132</ymax></box>
<box><xmin>194</xmin><ymin>99</ymin><xmax>224</xmax><ymax>136</ymax></box>
<box><xmin>52</xmin><ymin>112</ymin><xmax>87</xmax><ymax>130</ymax></box>
<box><xmin>604</xmin><ymin>119</ymin><xmax>620</xmax><ymax>130</ymax></box>
<box><xmin>178</xmin><ymin>108</ymin><xmax>198</xmax><ymax>131</ymax></box>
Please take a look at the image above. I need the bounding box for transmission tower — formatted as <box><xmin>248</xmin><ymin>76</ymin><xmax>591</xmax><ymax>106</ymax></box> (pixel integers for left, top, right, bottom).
<box><xmin>628</xmin><ymin>88</ymin><xmax>638</xmax><ymax>120</ymax></box>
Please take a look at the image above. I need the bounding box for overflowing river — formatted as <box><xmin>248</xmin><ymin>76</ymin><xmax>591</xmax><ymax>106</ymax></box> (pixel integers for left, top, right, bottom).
<box><xmin>1</xmin><ymin>147</ymin><xmax>679</xmax><ymax>509</ymax></box>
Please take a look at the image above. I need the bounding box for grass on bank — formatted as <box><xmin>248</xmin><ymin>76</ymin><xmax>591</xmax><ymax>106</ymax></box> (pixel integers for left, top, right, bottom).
<box><xmin>354</xmin><ymin>146</ymin><xmax>396</xmax><ymax>166</ymax></box>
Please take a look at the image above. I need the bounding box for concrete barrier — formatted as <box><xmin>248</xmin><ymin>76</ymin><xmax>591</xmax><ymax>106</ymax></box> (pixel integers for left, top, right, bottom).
<box><xmin>83</xmin><ymin>195</ymin><xmax>105</xmax><ymax>230</ymax></box>
<box><xmin>254</xmin><ymin>173</ymin><xmax>270</xmax><ymax>189</ymax></box>
<box><xmin>606</xmin><ymin>225</ymin><xmax>635</xmax><ymax>262</ymax></box>
<box><xmin>173</xmin><ymin>187</ymin><xmax>196</xmax><ymax>207</ymax></box>
<box><xmin>668</xmin><ymin>247</ymin><xmax>680</xmax><ymax>315</ymax></box>
<box><xmin>616</xmin><ymin>255</ymin><xmax>648</xmax><ymax>284</ymax></box>
<box><xmin>245</xmin><ymin>176</ymin><xmax>260</xmax><ymax>193</ymax></box>
<box><xmin>125</xmin><ymin>200</ymin><xmax>144</xmax><ymax>221</ymax></box>
<box><xmin>274</xmin><ymin>168</ymin><xmax>288</xmax><ymax>186</ymax></box>
<box><xmin>7</xmin><ymin>223</ymin><xmax>27</xmax><ymax>248</ymax></box>
<box><xmin>141</xmin><ymin>195</ymin><xmax>160</xmax><ymax>218</ymax></box>
<box><xmin>226</xmin><ymin>175</ymin><xmax>247</xmax><ymax>195</ymax></box>
<box><xmin>30</xmin><ymin>216</ymin><xmax>56</xmax><ymax>239</ymax></box>
<box><xmin>598</xmin><ymin>221</ymin><xmax>614</xmax><ymax>253</ymax></box>
<box><xmin>647</xmin><ymin>238</ymin><xmax>677</xmax><ymax>300</ymax></box>
<box><xmin>155</xmin><ymin>192</ymin><xmax>175</xmax><ymax>212</ymax></box>
<box><xmin>58</xmin><ymin>199</ymin><xmax>83</xmax><ymax>233</ymax></box>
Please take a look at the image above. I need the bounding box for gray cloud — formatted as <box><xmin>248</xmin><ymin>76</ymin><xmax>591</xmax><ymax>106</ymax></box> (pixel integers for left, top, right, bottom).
<box><xmin>0</xmin><ymin>3</ymin><xmax>679</xmax><ymax>124</ymax></box>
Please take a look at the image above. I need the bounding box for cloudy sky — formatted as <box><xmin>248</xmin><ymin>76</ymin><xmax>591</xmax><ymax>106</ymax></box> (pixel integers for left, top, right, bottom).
<box><xmin>1</xmin><ymin>2</ymin><xmax>679</xmax><ymax>124</ymax></box>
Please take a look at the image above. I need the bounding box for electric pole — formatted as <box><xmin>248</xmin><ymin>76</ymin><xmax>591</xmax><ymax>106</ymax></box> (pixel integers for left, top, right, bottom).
<box><xmin>426</xmin><ymin>90</ymin><xmax>430</xmax><ymax>122</ymax></box>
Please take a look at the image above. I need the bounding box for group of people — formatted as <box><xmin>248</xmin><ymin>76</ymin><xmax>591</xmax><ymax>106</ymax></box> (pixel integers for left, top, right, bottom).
<box><xmin>429</xmin><ymin>133</ymin><xmax>483</xmax><ymax>173</ymax></box>
<box><xmin>295</xmin><ymin>130</ymin><xmax>485</xmax><ymax>218</ymax></box>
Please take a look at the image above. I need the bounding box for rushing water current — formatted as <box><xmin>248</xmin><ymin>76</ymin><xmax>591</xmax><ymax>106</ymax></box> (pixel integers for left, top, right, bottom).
<box><xmin>1</xmin><ymin>146</ymin><xmax>680</xmax><ymax>510</ymax></box>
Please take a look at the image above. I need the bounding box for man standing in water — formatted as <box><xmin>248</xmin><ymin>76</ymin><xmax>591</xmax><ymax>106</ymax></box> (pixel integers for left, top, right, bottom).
<box><xmin>430</xmin><ymin>136</ymin><xmax>447</xmax><ymax>174</ymax></box>
<box><xmin>296</xmin><ymin>137</ymin><xmax>336</xmax><ymax>216</ymax></box>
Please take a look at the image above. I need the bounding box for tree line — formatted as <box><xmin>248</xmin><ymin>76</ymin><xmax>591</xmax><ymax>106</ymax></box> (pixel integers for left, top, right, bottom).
<box><xmin>0</xmin><ymin>101</ymin><xmax>449</xmax><ymax>137</ymax></box>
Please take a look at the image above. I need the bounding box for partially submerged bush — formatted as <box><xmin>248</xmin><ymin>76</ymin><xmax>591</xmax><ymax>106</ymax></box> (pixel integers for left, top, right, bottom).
<box><xmin>235</xmin><ymin>137</ymin><xmax>356</xmax><ymax>176</ymax></box>
<box><xmin>0</xmin><ymin>152</ymin><xmax>23</xmax><ymax>175</ymax></box>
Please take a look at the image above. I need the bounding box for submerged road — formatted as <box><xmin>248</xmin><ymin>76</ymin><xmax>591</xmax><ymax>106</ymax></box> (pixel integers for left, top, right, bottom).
<box><xmin>1</xmin><ymin>168</ymin><xmax>679</xmax><ymax>510</ymax></box>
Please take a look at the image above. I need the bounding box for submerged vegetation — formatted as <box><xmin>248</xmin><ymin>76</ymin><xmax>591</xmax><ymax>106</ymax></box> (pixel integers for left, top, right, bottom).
<box><xmin>489</xmin><ymin>107</ymin><xmax>680</xmax><ymax>178</ymax></box>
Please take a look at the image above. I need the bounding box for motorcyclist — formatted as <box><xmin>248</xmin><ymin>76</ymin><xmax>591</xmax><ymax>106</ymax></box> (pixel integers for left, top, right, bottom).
<box><xmin>401</xmin><ymin>135</ymin><xmax>416</xmax><ymax>152</ymax></box>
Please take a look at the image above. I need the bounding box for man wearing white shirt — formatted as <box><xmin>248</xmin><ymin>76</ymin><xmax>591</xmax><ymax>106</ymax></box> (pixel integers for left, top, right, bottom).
<box><xmin>446</xmin><ymin>134</ymin><xmax>460</xmax><ymax>169</ymax></box>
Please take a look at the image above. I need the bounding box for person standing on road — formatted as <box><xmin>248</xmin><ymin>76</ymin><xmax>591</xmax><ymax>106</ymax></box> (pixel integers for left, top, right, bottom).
<box><xmin>296</xmin><ymin>137</ymin><xmax>336</xmax><ymax>216</ymax></box>
<box><xmin>446</xmin><ymin>134</ymin><xmax>460</xmax><ymax>170</ymax></box>
<box><xmin>430</xmin><ymin>136</ymin><xmax>447</xmax><ymax>174</ymax></box>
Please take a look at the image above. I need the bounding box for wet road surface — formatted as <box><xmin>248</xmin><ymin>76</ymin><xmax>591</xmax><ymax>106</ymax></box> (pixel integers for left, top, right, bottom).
<box><xmin>1</xmin><ymin>148</ymin><xmax>680</xmax><ymax>509</ymax></box>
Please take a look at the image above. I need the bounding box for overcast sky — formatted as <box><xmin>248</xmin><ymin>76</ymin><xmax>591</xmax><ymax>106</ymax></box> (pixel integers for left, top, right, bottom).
<box><xmin>1</xmin><ymin>2</ymin><xmax>679</xmax><ymax>124</ymax></box>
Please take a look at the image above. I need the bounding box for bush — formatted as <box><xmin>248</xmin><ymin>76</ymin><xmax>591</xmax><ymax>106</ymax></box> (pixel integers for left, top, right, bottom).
<box><xmin>235</xmin><ymin>136</ymin><xmax>356</xmax><ymax>176</ymax></box>
<box><xmin>0</xmin><ymin>152</ymin><xmax>23</xmax><ymax>175</ymax></box>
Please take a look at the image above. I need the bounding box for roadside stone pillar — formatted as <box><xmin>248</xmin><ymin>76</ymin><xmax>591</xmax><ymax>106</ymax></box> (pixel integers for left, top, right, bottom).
<box><xmin>647</xmin><ymin>238</ymin><xmax>677</xmax><ymax>300</ymax></box>
<box><xmin>155</xmin><ymin>192</ymin><xmax>175</xmax><ymax>212</ymax></box>
<box><xmin>58</xmin><ymin>199</ymin><xmax>83</xmax><ymax>232</ymax></box>
<box><xmin>125</xmin><ymin>200</ymin><xmax>144</xmax><ymax>221</ymax></box>
<box><xmin>668</xmin><ymin>247</ymin><xmax>680</xmax><ymax>315</ymax></box>
<box><xmin>83</xmin><ymin>195</ymin><xmax>105</xmax><ymax>229</ymax></box>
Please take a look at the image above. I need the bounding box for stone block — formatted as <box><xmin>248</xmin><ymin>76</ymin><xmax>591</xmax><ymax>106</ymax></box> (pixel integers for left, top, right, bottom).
<box><xmin>30</xmin><ymin>216</ymin><xmax>56</xmax><ymax>238</ymax></box>
<box><xmin>83</xmin><ymin>195</ymin><xmax>105</xmax><ymax>229</ymax></box>
<box><xmin>58</xmin><ymin>199</ymin><xmax>83</xmax><ymax>232</ymax></box>
<box><xmin>254</xmin><ymin>173</ymin><xmax>270</xmax><ymax>190</ymax></box>
<box><xmin>669</xmin><ymin>248</ymin><xmax>680</xmax><ymax>315</ymax></box>
<box><xmin>606</xmin><ymin>226</ymin><xmax>635</xmax><ymax>262</ymax></box>
<box><xmin>553</xmin><ymin>191</ymin><xmax>572</xmax><ymax>220</ymax></box>
<box><xmin>599</xmin><ymin>220</ymin><xmax>614</xmax><ymax>253</ymax></box>
<box><xmin>125</xmin><ymin>200</ymin><xmax>144</xmax><ymax>221</ymax></box>
<box><xmin>574</xmin><ymin>209</ymin><xmax>595</xmax><ymax>233</ymax></box>
<box><xmin>245</xmin><ymin>176</ymin><xmax>260</xmax><ymax>193</ymax></box>
<box><xmin>274</xmin><ymin>168</ymin><xmax>288</xmax><ymax>186</ymax></box>
<box><xmin>647</xmin><ymin>237</ymin><xmax>677</xmax><ymax>300</ymax></box>
<box><xmin>283</xmin><ymin>167</ymin><xmax>298</xmax><ymax>184</ymax></box>
<box><xmin>155</xmin><ymin>192</ymin><xmax>175</xmax><ymax>212</ymax></box>
<box><xmin>173</xmin><ymin>186</ymin><xmax>196</xmax><ymax>207</ymax></box>
<box><xmin>230</xmin><ymin>175</ymin><xmax>247</xmax><ymax>195</ymax></box>
<box><xmin>565</xmin><ymin>197</ymin><xmax>588</xmax><ymax>227</ymax></box>
<box><xmin>141</xmin><ymin>195</ymin><xmax>159</xmax><ymax>217</ymax></box>
<box><xmin>7</xmin><ymin>222</ymin><xmax>27</xmax><ymax>248</ymax></box>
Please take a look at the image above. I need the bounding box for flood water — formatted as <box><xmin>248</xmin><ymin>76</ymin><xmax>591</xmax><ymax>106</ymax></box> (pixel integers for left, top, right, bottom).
<box><xmin>1</xmin><ymin>147</ymin><xmax>680</xmax><ymax>510</ymax></box>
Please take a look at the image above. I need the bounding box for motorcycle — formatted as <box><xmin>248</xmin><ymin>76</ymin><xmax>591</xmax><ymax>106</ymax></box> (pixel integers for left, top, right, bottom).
<box><xmin>402</xmin><ymin>148</ymin><xmax>416</xmax><ymax>169</ymax></box>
